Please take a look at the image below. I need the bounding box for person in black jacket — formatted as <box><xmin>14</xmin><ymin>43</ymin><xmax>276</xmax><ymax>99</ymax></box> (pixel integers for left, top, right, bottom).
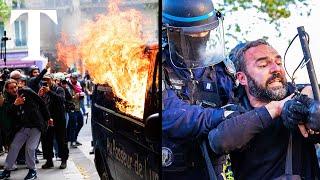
<box><xmin>24</xmin><ymin>64</ymin><xmax>50</xmax><ymax>163</ymax></box>
<box><xmin>208</xmin><ymin>39</ymin><xmax>320</xmax><ymax>179</ymax></box>
<box><xmin>27</xmin><ymin>63</ymin><xmax>50</xmax><ymax>93</ymax></box>
<box><xmin>39</xmin><ymin>74</ymin><xmax>69</xmax><ymax>169</ymax></box>
<box><xmin>0</xmin><ymin>77</ymin><xmax>50</xmax><ymax>180</ymax></box>
<box><xmin>60</xmin><ymin>79</ymin><xmax>73</xmax><ymax>127</ymax></box>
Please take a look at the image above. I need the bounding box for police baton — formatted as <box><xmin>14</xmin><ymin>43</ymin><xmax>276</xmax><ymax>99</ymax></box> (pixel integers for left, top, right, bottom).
<box><xmin>200</xmin><ymin>140</ymin><xmax>217</xmax><ymax>180</ymax></box>
<box><xmin>297</xmin><ymin>26</ymin><xmax>320</xmax><ymax>101</ymax></box>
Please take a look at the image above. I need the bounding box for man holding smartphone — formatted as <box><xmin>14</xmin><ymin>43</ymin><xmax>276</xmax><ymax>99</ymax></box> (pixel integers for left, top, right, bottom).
<box><xmin>39</xmin><ymin>74</ymin><xmax>69</xmax><ymax>170</ymax></box>
<box><xmin>0</xmin><ymin>71</ymin><xmax>51</xmax><ymax>180</ymax></box>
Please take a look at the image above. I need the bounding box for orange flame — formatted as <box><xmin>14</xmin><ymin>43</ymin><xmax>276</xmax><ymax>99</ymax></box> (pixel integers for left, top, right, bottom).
<box><xmin>56</xmin><ymin>33</ymin><xmax>82</xmax><ymax>72</ymax></box>
<box><xmin>77</xmin><ymin>0</ymin><xmax>157</xmax><ymax>119</ymax></box>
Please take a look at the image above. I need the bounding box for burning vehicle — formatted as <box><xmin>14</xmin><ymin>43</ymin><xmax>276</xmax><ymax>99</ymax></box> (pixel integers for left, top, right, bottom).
<box><xmin>55</xmin><ymin>1</ymin><xmax>160</xmax><ymax>179</ymax></box>
<box><xmin>91</xmin><ymin>44</ymin><xmax>160</xmax><ymax>180</ymax></box>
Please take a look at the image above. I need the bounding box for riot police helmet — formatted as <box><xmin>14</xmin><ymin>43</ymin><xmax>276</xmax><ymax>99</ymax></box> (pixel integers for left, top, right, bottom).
<box><xmin>163</xmin><ymin>0</ymin><xmax>225</xmax><ymax>69</ymax></box>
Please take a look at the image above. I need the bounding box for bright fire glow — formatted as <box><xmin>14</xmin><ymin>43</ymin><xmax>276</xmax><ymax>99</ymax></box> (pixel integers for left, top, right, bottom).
<box><xmin>75</xmin><ymin>0</ymin><xmax>157</xmax><ymax>119</ymax></box>
<box><xmin>56</xmin><ymin>33</ymin><xmax>82</xmax><ymax>72</ymax></box>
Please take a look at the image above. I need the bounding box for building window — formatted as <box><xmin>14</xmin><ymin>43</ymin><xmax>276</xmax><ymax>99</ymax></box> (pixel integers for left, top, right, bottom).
<box><xmin>12</xmin><ymin>0</ymin><xmax>26</xmax><ymax>9</ymax></box>
<box><xmin>0</xmin><ymin>22</ymin><xmax>4</xmax><ymax>37</ymax></box>
<box><xmin>14</xmin><ymin>20</ymin><xmax>27</xmax><ymax>46</ymax></box>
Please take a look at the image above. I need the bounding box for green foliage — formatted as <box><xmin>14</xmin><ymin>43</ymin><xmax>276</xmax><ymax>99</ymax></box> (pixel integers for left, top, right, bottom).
<box><xmin>0</xmin><ymin>1</ymin><xmax>11</xmax><ymax>22</ymax></box>
<box><xmin>216</xmin><ymin>0</ymin><xmax>311</xmax><ymax>43</ymax></box>
<box><xmin>218</xmin><ymin>0</ymin><xmax>310</xmax><ymax>21</ymax></box>
<box><xmin>259</xmin><ymin>0</ymin><xmax>292</xmax><ymax>21</ymax></box>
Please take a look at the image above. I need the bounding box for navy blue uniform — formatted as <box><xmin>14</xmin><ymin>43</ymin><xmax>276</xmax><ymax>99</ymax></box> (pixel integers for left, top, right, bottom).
<box><xmin>208</xmin><ymin>84</ymin><xmax>320</xmax><ymax>179</ymax></box>
<box><xmin>162</xmin><ymin>47</ymin><xmax>234</xmax><ymax>179</ymax></box>
<box><xmin>161</xmin><ymin>0</ymin><xmax>235</xmax><ymax>178</ymax></box>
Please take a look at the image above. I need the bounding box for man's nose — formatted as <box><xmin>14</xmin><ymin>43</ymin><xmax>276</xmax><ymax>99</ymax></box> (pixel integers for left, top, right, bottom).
<box><xmin>269</xmin><ymin>62</ymin><xmax>282</xmax><ymax>73</ymax></box>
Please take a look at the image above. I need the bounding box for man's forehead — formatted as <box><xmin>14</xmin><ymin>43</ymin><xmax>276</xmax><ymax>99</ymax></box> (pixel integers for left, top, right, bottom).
<box><xmin>8</xmin><ymin>83</ymin><xmax>16</xmax><ymax>87</ymax></box>
<box><xmin>244</xmin><ymin>44</ymin><xmax>279</xmax><ymax>61</ymax></box>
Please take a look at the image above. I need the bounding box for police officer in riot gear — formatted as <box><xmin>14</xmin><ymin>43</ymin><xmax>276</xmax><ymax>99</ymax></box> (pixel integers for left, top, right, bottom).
<box><xmin>162</xmin><ymin>0</ymin><xmax>236</xmax><ymax>179</ymax></box>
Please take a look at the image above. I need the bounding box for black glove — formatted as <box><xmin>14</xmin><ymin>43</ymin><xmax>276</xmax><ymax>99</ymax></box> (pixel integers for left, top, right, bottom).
<box><xmin>294</xmin><ymin>94</ymin><xmax>314</xmax><ymax>107</ymax></box>
<box><xmin>281</xmin><ymin>98</ymin><xmax>308</xmax><ymax>129</ymax></box>
<box><xmin>295</xmin><ymin>94</ymin><xmax>320</xmax><ymax>131</ymax></box>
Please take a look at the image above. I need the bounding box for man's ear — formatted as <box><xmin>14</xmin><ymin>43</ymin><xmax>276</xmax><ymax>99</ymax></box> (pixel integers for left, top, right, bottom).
<box><xmin>236</xmin><ymin>71</ymin><xmax>248</xmax><ymax>86</ymax></box>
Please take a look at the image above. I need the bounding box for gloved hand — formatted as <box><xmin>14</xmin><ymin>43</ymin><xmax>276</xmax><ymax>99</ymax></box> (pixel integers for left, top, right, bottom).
<box><xmin>222</xmin><ymin>104</ymin><xmax>246</xmax><ymax>119</ymax></box>
<box><xmin>281</xmin><ymin>98</ymin><xmax>308</xmax><ymax>129</ymax></box>
<box><xmin>295</xmin><ymin>94</ymin><xmax>320</xmax><ymax>131</ymax></box>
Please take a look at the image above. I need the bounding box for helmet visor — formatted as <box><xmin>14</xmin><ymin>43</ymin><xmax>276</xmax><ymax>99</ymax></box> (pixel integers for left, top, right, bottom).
<box><xmin>167</xmin><ymin>19</ymin><xmax>225</xmax><ymax>69</ymax></box>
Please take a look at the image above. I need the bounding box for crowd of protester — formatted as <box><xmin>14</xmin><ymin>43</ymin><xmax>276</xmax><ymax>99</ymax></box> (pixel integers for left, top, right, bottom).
<box><xmin>0</xmin><ymin>64</ymin><xmax>93</xmax><ymax>180</ymax></box>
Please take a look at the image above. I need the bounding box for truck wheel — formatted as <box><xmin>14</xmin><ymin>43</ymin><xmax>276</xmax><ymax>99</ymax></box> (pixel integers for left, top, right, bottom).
<box><xmin>94</xmin><ymin>148</ymin><xmax>112</xmax><ymax>180</ymax></box>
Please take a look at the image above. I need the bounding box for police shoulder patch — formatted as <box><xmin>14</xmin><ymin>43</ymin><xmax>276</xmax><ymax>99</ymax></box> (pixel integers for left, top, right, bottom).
<box><xmin>162</xmin><ymin>147</ymin><xmax>174</xmax><ymax>167</ymax></box>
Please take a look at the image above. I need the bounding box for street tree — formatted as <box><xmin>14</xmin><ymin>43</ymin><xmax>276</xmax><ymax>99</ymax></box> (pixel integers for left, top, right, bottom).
<box><xmin>215</xmin><ymin>0</ymin><xmax>312</xmax><ymax>44</ymax></box>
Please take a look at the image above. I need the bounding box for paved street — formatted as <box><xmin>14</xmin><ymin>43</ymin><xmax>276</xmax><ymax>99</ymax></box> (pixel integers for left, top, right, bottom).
<box><xmin>0</xmin><ymin>107</ymin><xmax>100</xmax><ymax>180</ymax></box>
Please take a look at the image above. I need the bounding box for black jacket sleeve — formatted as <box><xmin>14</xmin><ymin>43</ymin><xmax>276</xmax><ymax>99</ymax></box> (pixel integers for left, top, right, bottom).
<box><xmin>208</xmin><ymin>106</ymin><xmax>274</xmax><ymax>154</ymax></box>
<box><xmin>48</xmin><ymin>86</ymin><xmax>65</xmax><ymax>103</ymax></box>
<box><xmin>34</xmin><ymin>68</ymin><xmax>47</xmax><ymax>85</ymax></box>
<box><xmin>64</xmin><ymin>88</ymin><xmax>72</xmax><ymax>101</ymax></box>
<box><xmin>304</xmin><ymin>134</ymin><xmax>320</xmax><ymax>143</ymax></box>
<box><xmin>24</xmin><ymin>88</ymin><xmax>50</xmax><ymax>121</ymax></box>
<box><xmin>27</xmin><ymin>69</ymin><xmax>48</xmax><ymax>93</ymax></box>
<box><xmin>6</xmin><ymin>102</ymin><xmax>19</xmax><ymax>118</ymax></box>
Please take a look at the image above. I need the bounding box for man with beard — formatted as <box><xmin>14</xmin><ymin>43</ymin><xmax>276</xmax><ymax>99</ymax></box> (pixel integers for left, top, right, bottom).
<box><xmin>0</xmin><ymin>79</ymin><xmax>19</xmax><ymax>157</ymax></box>
<box><xmin>39</xmin><ymin>74</ymin><xmax>69</xmax><ymax>169</ymax></box>
<box><xmin>208</xmin><ymin>39</ymin><xmax>320</xmax><ymax>179</ymax></box>
<box><xmin>0</xmin><ymin>76</ymin><xmax>50</xmax><ymax>180</ymax></box>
